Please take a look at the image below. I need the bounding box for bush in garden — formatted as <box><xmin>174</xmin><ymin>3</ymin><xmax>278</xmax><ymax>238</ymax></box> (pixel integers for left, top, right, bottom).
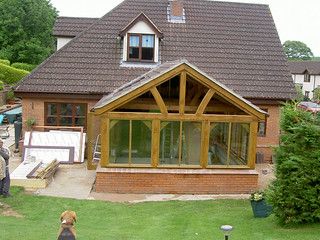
<box><xmin>11</xmin><ymin>62</ymin><xmax>36</xmax><ymax>71</ymax></box>
<box><xmin>0</xmin><ymin>59</ymin><xmax>10</xmax><ymax>65</ymax></box>
<box><xmin>0</xmin><ymin>63</ymin><xmax>29</xmax><ymax>84</ymax></box>
<box><xmin>267</xmin><ymin>102</ymin><xmax>320</xmax><ymax>224</ymax></box>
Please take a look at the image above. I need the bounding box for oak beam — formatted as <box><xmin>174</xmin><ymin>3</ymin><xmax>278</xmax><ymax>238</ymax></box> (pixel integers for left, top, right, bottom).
<box><xmin>184</xmin><ymin>65</ymin><xmax>266</xmax><ymax>120</ymax></box>
<box><xmin>150</xmin><ymin>87</ymin><xmax>168</xmax><ymax>115</ymax></box>
<box><xmin>190</xmin><ymin>88</ymin><xmax>202</xmax><ymax>106</ymax></box>
<box><xmin>248</xmin><ymin>121</ymin><xmax>258</xmax><ymax>169</ymax></box>
<box><xmin>200</xmin><ymin>121</ymin><xmax>210</xmax><ymax>168</ymax></box>
<box><xmin>104</xmin><ymin>112</ymin><xmax>256</xmax><ymax>122</ymax></box>
<box><xmin>196</xmin><ymin>89</ymin><xmax>215</xmax><ymax>115</ymax></box>
<box><xmin>94</xmin><ymin>65</ymin><xmax>185</xmax><ymax>115</ymax></box>
<box><xmin>100</xmin><ymin>117</ymin><xmax>109</xmax><ymax>167</ymax></box>
<box><xmin>86</xmin><ymin>112</ymin><xmax>96</xmax><ymax>170</ymax></box>
<box><xmin>151</xmin><ymin>120</ymin><xmax>160</xmax><ymax>167</ymax></box>
<box><xmin>179</xmin><ymin>71</ymin><xmax>187</xmax><ymax>114</ymax></box>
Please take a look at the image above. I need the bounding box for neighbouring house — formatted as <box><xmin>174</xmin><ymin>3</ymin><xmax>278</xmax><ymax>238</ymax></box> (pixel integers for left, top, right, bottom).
<box><xmin>15</xmin><ymin>0</ymin><xmax>295</xmax><ymax>194</ymax></box>
<box><xmin>288</xmin><ymin>61</ymin><xmax>320</xmax><ymax>100</ymax></box>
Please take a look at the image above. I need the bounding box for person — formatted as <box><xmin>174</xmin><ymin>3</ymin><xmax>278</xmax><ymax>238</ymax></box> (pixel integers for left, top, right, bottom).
<box><xmin>0</xmin><ymin>139</ymin><xmax>10</xmax><ymax>197</ymax></box>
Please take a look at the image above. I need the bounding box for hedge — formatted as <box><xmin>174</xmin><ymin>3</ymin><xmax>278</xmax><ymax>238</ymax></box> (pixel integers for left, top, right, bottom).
<box><xmin>0</xmin><ymin>63</ymin><xmax>29</xmax><ymax>85</ymax></box>
<box><xmin>11</xmin><ymin>62</ymin><xmax>36</xmax><ymax>71</ymax></box>
<box><xmin>0</xmin><ymin>59</ymin><xmax>10</xmax><ymax>66</ymax></box>
<box><xmin>268</xmin><ymin>103</ymin><xmax>320</xmax><ymax>224</ymax></box>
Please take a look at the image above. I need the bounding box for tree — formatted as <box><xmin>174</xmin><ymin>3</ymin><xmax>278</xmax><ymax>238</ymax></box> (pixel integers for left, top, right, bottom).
<box><xmin>268</xmin><ymin>103</ymin><xmax>320</xmax><ymax>224</ymax></box>
<box><xmin>294</xmin><ymin>84</ymin><xmax>304</xmax><ymax>102</ymax></box>
<box><xmin>314</xmin><ymin>88</ymin><xmax>320</xmax><ymax>102</ymax></box>
<box><xmin>0</xmin><ymin>0</ymin><xmax>58</xmax><ymax>64</ymax></box>
<box><xmin>283</xmin><ymin>40</ymin><xmax>314</xmax><ymax>61</ymax></box>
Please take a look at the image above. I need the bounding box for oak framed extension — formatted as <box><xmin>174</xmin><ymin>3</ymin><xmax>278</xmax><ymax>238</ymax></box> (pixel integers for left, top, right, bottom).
<box><xmin>87</xmin><ymin>61</ymin><xmax>267</xmax><ymax>170</ymax></box>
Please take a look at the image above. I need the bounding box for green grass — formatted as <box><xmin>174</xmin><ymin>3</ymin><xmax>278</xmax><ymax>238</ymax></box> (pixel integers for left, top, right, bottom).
<box><xmin>1</xmin><ymin>187</ymin><xmax>319</xmax><ymax>240</ymax></box>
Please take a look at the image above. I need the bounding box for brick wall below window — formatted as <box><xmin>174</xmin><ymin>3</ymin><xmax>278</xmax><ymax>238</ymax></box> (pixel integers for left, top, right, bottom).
<box><xmin>95</xmin><ymin>168</ymin><xmax>258</xmax><ymax>194</ymax></box>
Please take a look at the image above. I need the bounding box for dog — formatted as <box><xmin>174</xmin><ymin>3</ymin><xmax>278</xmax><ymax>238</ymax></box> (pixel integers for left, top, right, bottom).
<box><xmin>58</xmin><ymin>210</ymin><xmax>77</xmax><ymax>240</ymax></box>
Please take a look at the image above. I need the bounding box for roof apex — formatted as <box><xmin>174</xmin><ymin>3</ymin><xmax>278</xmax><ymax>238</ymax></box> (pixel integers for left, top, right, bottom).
<box><xmin>93</xmin><ymin>59</ymin><xmax>267</xmax><ymax>119</ymax></box>
<box><xmin>119</xmin><ymin>12</ymin><xmax>163</xmax><ymax>38</ymax></box>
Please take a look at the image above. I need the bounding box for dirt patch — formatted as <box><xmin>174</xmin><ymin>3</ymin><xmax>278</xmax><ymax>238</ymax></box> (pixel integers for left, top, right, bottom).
<box><xmin>0</xmin><ymin>201</ymin><xmax>24</xmax><ymax>218</ymax></box>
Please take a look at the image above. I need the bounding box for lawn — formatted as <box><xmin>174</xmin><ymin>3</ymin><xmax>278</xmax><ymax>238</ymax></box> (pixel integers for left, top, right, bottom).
<box><xmin>1</xmin><ymin>188</ymin><xmax>319</xmax><ymax>240</ymax></box>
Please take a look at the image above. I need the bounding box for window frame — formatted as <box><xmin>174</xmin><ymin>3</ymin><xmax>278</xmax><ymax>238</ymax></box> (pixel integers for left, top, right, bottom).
<box><xmin>45</xmin><ymin>102</ymin><xmax>87</xmax><ymax>129</ymax></box>
<box><xmin>304</xmin><ymin>91</ymin><xmax>310</xmax><ymax>99</ymax></box>
<box><xmin>257</xmin><ymin>108</ymin><xmax>268</xmax><ymax>137</ymax></box>
<box><xmin>127</xmin><ymin>33</ymin><xmax>155</xmax><ymax>62</ymax></box>
<box><xmin>304</xmin><ymin>73</ymin><xmax>311</xmax><ymax>83</ymax></box>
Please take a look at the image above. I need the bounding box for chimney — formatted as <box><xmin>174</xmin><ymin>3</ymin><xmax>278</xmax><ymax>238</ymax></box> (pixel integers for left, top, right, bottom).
<box><xmin>170</xmin><ymin>0</ymin><xmax>183</xmax><ymax>17</ymax></box>
<box><xmin>168</xmin><ymin>0</ymin><xmax>185</xmax><ymax>23</ymax></box>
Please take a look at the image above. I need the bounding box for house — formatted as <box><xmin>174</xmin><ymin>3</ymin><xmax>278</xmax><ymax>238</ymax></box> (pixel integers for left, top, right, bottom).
<box><xmin>15</xmin><ymin>0</ymin><xmax>295</xmax><ymax>194</ymax></box>
<box><xmin>288</xmin><ymin>61</ymin><xmax>320</xmax><ymax>100</ymax></box>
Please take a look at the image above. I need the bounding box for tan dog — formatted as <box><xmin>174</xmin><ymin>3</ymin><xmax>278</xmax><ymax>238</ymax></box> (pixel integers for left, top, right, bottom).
<box><xmin>58</xmin><ymin>210</ymin><xmax>77</xmax><ymax>240</ymax></box>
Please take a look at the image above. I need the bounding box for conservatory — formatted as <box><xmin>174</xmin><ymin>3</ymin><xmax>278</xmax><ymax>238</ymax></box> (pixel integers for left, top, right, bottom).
<box><xmin>87</xmin><ymin>60</ymin><xmax>267</xmax><ymax>193</ymax></box>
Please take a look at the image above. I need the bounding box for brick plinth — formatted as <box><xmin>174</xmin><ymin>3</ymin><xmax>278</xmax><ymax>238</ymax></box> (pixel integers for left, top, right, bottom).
<box><xmin>95</xmin><ymin>168</ymin><xmax>258</xmax><ymax>194</ymax></box>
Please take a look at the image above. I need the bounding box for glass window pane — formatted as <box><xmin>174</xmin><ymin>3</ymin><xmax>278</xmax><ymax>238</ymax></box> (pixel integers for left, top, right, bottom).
<box><xmin>61</xmin><ymin>103</ymin><xmax>72</xmax><ymax>116</ymax></box>
<box><xmin>142</xmin><ymin>35</ymin><xmax>154</xmax><ymax>48</ymax></box>
<box><xmin>75</xmin><ymin>117</ymin><xmax>85</xmax><ymax>126</ymax></box>
<box><xmin>75</xmin><ymin>104</ymin><xmax>86</xmax><ymax>116</ymax></box>
<box><xmin>229</xmin><ymin>123</ymin><xmax>249</xmax><ymax>165</ymax></box>
<box><xmin>258</xmin><ymin>122</ymin><xmax>266</xmax><ymax>136</ymax></box>
<box><xmin>142</xmin><ymin>48</ymin><xmax>154</xmax><ymax>60</ymax></box>
<box><xmin>159</xmin><ymin>121</ymin><xmax>180</xmax><ymax>165</ymax></box>
<box><xmin>47</xmin><ymin>117</ymin><xmax>57</xmax><ymax>125</ymax></box>
<box><xmin>109</xmin><ymin>120</ymin><xmax>129</xmax><ymax>164</ymax></box>
<box><xmin>181</xmin><ymin>122</ymin><xmax>201</xmax><ymax>165</ymax></box>
<box><xmin>129</xmin><ymin>35</ymin><xmax>140</xmax><ymax>47</ymax></box>
<box><xmin>131</xmin><ymin>120</ymin><xmax>151</xmax><ymax>165</ymax></box>
<box><xmin>60</xmin><ymin>117</ymin><xmax>73</xmax><ymax>126</ymax></box>
<box><xmin>47</xmin><ymin>104</ymin><xmax>57</xmax><ymax>116</ymax></box>
<box><xmin>208</xmin><ymin>123</ymin><xmax>229</xmax><ymax>165</ymax></box>
<box><xmin>129</xmin><ymin>47</ymin><xmax>139</xmax><ymax>59</ymax></box>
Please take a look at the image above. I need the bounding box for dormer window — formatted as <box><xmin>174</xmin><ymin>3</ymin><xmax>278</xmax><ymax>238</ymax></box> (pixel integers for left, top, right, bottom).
<box><xmin>128</xmin><ymin>34</ymin><xmax>155</xmax><ymax>61</ymax></box>
<box><xmin>119</xmin><ymin>13</ymin><xmax>163</xmax><ymax>65</ymax></box>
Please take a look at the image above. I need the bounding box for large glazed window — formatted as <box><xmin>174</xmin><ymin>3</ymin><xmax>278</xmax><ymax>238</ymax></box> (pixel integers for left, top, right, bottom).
<box><xmin>109</xmin><ymin>120</ymin><xmax>152</xmax><ymax>165</ymax></box>
<box><xmin>128</xmin><ymin>34</ymin><xmax>155</xmax><ymax>61</ymax></box>
<box><xmin>208</xmin><ymin>122</ymin><xmax>249</xmax><ymax>166</ymax></box>
<box><xmin>159</xmin><ymin>121</ymin><xmax>201</xmax><ymax>166</ymax></box>
<box><xmin>45</xmin><ymin>103</ymin><xmax>87</xmax><ymax>128</ymax></box>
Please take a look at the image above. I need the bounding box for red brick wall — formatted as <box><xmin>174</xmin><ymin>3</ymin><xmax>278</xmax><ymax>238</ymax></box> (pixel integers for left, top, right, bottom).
<box><xmin>95</xmin><ymin>169</ymin><xmax>258</xmax><ymax>194</ymax></box>
<box><xmin>256</xmin><ymin>104</ymin><xmax>280</xmax><ymax>163</ymax></box>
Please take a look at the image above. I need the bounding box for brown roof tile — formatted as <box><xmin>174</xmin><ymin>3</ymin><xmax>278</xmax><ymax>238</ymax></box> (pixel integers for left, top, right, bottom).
<box><xmin>288</xmin><ymin>61</ymin><xmax>320</xmax><ymax>75</ymax></box>
<box><xmin>53</xmin><ymin>16</ymin><xmax>99</xmax><ymax>37</ymax></box>
<box><xmin>16</xmin><ymin>0</ymin><xmax>295</xmax><ymax>100</ymax></box>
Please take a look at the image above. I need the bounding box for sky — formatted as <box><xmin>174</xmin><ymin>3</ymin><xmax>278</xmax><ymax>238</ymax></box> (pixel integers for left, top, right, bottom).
<box><xmin>50</xmin><ymin>0</ymin><xmax>320</xmax><ymax>56</ymax></box>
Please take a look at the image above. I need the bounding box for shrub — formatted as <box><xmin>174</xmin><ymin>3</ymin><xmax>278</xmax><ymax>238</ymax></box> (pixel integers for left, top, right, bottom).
<box><xmin>0</xmin><ymin>59</ymin><xmax>10</xmax><ymax>65</ymax></box>
<box><xmin>6</xmin><ymin>90</ymin><xmax>15</xmax><ymax>101</ymax></box>
<box><xmin>268</xmin><ymin>102</ymin><xmax>320</xmax><ymax>224</ymax></box>
<box><xmin>0</xmin><ymin>63</ymin><xmax>29</xmax><ymax>85</ymax></box>
<box><xmin>11</xmin><ymin>62</ymin><xmax>36</xmax><ymax>71</ymax></box>
<box><xmin>0</xmin><ymin>81</ymin><xmax>4</xmax><ymax>91</ymax></box>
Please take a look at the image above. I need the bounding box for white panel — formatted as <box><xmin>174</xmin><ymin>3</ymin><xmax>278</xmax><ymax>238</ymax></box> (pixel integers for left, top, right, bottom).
<box><xmin>24</xmin><ymin>148</ymin><xmax>71</xmax><ymax>164</ymax></box>
<box><xmin>24</xmin><ymin>131</ymin><xmax>86</xmax><ymax>163</ymax></box>
<box><xmin>128</xmin><ymin>21</ymin><xmax>155</xmax><ymax>34</ymax></box>
<box><xmin>10</xmin><ymin>160</ymin><xmax>42</xmax><ymax>179</ymax></box>
<box><xmin>57</xmin><ymin>37</ymin><xmax>73</xmax><ymax>50</ymax></box>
